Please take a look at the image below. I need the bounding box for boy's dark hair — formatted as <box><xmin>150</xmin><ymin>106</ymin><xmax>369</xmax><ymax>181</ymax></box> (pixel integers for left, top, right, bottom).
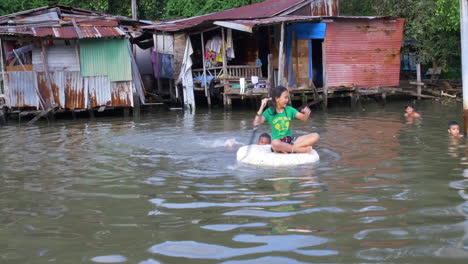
<box><xmin>259</xmin><ymin>133</ymin><xmax>271</xmax><ymax>140</ymax></box>
<box><xmin>448</xmin><ymin>121</ymin><xmax>459</xmax><ymax>128</ymax></box>
<box><xmin>405</xmin><ymin>104</ymin><xmax>414</xmax><ymax>109</ymax></box>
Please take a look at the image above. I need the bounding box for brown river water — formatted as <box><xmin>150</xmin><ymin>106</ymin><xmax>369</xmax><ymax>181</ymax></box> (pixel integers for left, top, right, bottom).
<box><xmin>0</xmin><ymin>99</ymin><xmax>467</xmax><ymax>263</ymax></box>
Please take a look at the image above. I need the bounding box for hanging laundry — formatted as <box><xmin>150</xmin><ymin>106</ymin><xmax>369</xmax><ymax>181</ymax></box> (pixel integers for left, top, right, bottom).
<box><xmin>151</xmin><ymin>49</ymin><xmax>175</xmax><ymax>79</ymax></box>
<box><xmin>205</xmin><ymin>35</ymin><xmax>223</xmax><ymax>54</ymax></box>
<box><xmin>226</xmin><ymin>29</ymin><xmax>235</xmax><ymax>59</ymax></box>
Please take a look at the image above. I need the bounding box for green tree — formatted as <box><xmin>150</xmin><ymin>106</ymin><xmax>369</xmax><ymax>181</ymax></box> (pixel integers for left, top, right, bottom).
<box><xmin>165</xmin><ymin>0</ymin><xmax>264</xmax><ymax>18</ymax></box>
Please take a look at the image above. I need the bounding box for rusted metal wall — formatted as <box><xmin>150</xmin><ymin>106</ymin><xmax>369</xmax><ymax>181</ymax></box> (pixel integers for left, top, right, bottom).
<box><xmin>324</xmin><ymin>18</ymin><xmax>405</xmax><ymax>89</ymax></box>
<box><xmin>64</xmin><ymin>71</ymin><xmax>87</xmax><ymax>109</ymax></box>
<box><xmin>111</xmin><ymin>81</ymin><xmax>134</xmax><ymax>107</ymax></box>
<box><xmin>311</xmin><ymin>0</ymin><xmax>339</xmax><ymax>16</ymax></box>
<box><xmin>87</xmin><ymin>76</ymin><xmax>112</xmax><ymax>108</ymax></box>
<box><xmin>5</xmin><ymin>71</ymin><xmax>39</xmax><ymax>108</ymax></box>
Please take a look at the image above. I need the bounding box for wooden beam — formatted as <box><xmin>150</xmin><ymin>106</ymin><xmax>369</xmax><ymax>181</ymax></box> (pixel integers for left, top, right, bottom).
<box><xmin>213</xmin><ymin>21</ymin><xmax>252</xmax><ymax>33</ymax></box>
<box><xmin>221</xmin><ymin>28</ymin><xmax>228</xmax><ymax>102</ymax></box>
<box><xmin>72</xmin><ymin>19</ymin><xmax>83</xmax><ymax>39</ymax></box>
<box><xmin>278</xmin><ymin>22</ymin><xmax>285</xmax><ymax>87</ymax></box>
<box><xmin>0</xmin><ymin>38</ymin><xmax>6</xmax><ymax>101</ymax></box>
<box><xmin>321</xmin><ymin>41</ymin><xmax>328</xmax><ymax>109</ymax></box>
<box><xmin>267</xmin><ymin>54</ymin><xmax>274</xmax><ymax>96</ymax></box>
<box><xmin>188</xmin><ymin>26</ymin><xmax>220</xmax><ymax>36</ymax></box>
<box><xmin>27</xmin><ymin>106</ymin><xmax>55</xmax><ymax>125</ymax></box>
<box><xmin>416</xmin><ymin>63</ymin><xmax>422</xmax><ymax>100</ymax></box>
<box><xmin>201</xmin><ymin>32</ymin><xmax>211</xmax><ymax>105</ymax></box>
<box><xmin>40</xmin><ymin>41</ymin><xmax>55</xmax><ymax>109</ymax></box>
<box><xmin>293</xmin><ymin>25</ymin><xmax>299</xmax><ymax>88</ymax></box>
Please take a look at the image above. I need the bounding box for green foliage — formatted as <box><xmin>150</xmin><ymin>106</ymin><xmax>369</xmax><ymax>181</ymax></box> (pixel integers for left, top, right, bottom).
<box><xmin>165</xmin><ymin>0</ymin><xmax>264</xmax><ymax>18</ymax></box>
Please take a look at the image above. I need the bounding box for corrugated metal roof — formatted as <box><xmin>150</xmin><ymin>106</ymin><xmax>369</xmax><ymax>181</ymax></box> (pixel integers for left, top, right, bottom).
<box><xmin>213</xmin><ymin>15</ymin><xmax>392</xmax><ymax>33</ymax></box>
<box><xmin>145</xmin><ymin>0</ymin><xmax>309</xmax><ymax>32</ymax></box>
<box><xmin>5</xmin><ymin>72</ymin><xmax>39</xmax><ymax>108</ymax></box>
<box><xmin>13</xmin><ymin>11</ymin><xmax>59</xmax><ymax>23</ymax></box>
<box><xmin>33</xmin><ymin>26</ymin><xmax>125</xmax><ymax>38</ymax></box>
<box><xmin>324</xmin><ymin>18</ymin><xmax>405</xmax><ymax>88</ymax></box>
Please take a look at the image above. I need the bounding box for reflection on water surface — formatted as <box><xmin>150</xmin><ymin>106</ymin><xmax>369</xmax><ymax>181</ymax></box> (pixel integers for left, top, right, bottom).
<box><xmin>0</xmin><ymin>100</ymin><xmax>467</xmax><ymax>263</ymax></box>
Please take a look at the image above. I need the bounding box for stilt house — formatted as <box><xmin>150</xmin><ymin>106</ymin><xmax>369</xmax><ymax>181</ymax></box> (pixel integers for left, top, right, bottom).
<box><xmin>140</xmin><ymin>0</ymin><xmax>404</xmax><ymax>109</ymax></box>
<box><xmin>0</xmin><ymin>5</ymin><xmax>146</xmax><ymax>115</ymax></box>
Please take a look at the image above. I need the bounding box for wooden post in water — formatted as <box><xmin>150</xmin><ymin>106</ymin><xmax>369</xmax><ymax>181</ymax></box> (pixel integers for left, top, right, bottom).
<box><xmin>221</xmin><ymin>28</ymin><xmax>230</xmax><ymax>109</ymax></box>
<box><xmin>416</xmin><ymin>63</ymin><xmax>422</xmax><ymax>100</ymax></box>
<box><xmin>461</xmin><ymin>0</ymin><xmax>468</xmax><ymax>135</ymax></box>
<box><xmin>201</xmin><ymin>32</ymin><xmax>211</xmax><ymax>106</ymax></box>
<box><xmin>267</xmin><ymin>54</ymin><xmax>274</xmax><ymax>96</ymax></box>
<box><xmin>0</xmin><ymin>38</ymin><xmax>6</xmax><ymax>106</ymax></box>
<box><xmin>278</xmin><ymin>23</ymin><xmax>285</xmax><ymax>87</ymax></box>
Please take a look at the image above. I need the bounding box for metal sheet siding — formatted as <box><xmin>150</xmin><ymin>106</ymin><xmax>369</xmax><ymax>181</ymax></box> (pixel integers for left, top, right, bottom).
<box><xmin>87</xmin><ymin>76</ymin><xmax>112</xmax><ymax>107</ymax></box>
<box><xmin>64</xmin><ymin>71</ymin><xmax>87</xmax><ymax>109</ymax></box>
<box><xmin>311</xmin><ymin>0</ymin><xmax>339</xmax><ymax>16</ymax></box>
<box><xmin>111</xmin><ymin>81</ymin><xmax>133</xmax><ymax>107</ymax></box>
<box><xmin>6</xmin><ymin>71</ymin><xmax>39</xmax><ymax>108</ymax></box>
<box><xmin>80</xmin><ymin>39</ymin><xmax>132</xmax><ymax>81</ymax></box>
<box><xmin>32</xmin><ymin>43</ymin><xmax>80</xmax><ymax>71</ymax></box>
<box><xmin>50</xmin><ymin>71</ymin><xmax>66</xmax><ymax>108</ymax></box>
<box><xmin>324</xmin><ymin>18</ymin><xmax>404</xmax><ymax>88</ymax></box>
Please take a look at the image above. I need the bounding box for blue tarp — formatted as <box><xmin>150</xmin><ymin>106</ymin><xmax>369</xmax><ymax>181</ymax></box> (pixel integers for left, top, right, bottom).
<box><xmin>286</xmin><ymin>23</ymin><xmax>326</xmax><ymax>87</ymax></box>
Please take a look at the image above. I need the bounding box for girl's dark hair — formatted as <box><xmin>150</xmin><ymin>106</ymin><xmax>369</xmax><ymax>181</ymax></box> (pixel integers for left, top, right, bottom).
<box><xmin>270</xmin><ymin>86</ymin><xmax>288</xmax><ymax>115</ymax></box>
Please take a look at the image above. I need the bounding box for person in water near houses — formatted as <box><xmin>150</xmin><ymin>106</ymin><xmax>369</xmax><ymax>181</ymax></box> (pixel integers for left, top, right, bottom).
<box><xmin>257</xmin><ymin>133</ymin><xmax>271</xmax><ymax>145</ymax></box>
<box><xmin>448</xmin><ymin>121</ymin><xmax>464</xmax><ymax>138</ymax></box>
<box><xmin>253</xmin><ymin>86</ymin><xmax>319</xmax><ymax>153</ymax></box>
<box><xmin>404</xmin><ymin>104</ymin><xmax>421</xmax><ymax>118</ymax></box>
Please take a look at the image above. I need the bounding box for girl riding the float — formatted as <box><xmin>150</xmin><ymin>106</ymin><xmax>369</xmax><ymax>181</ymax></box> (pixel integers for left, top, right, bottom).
<box><xmin>253</xmin><ymin>86</ymin><xmax>319</xmax><ymax>153</ymax></box>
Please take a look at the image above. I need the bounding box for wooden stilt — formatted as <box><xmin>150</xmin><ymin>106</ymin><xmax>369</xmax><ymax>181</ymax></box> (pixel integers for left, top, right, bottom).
<box><xmin>382</xmin><ymin>92</ymin><xmax>387</xmax><ymax>105</ymax></box>
<box><xmin>0</xmin><ymin>106</ymin><xmax>6</xmax><ymax>126</ymax></box>
<box><xmin>267</xmin><ymin>54</ymin><xmax>274</xmax><ymax>96</ymax></box>
<box><xmin>89</xmin><ymin>108</ymin><xmax>95</xmax><ymax>119</ymax></box>
<box><xmin>71</xmin><ymin>108</ymin><xmax>77</xmax><ymax>120</ymax></box>
<box><xmin>201</xmin><ymin>32</ymin><xmax>211</xmax><ymax>106</ymax></box>
<box><xmin>416</xmin><ymin>63</ymin><xmax>422</xmax><ymax>100</ymax></box>
<box><xmin>123</xmin><ymin>108</ymin><xmax>129</xmax><ymax>118</ymax></box>
<box><xmin>321</xmin><ymin>41</ymin><xmax>328</xmax><ymax>109</ymax></box>
<box><xmin>278</xmin><ymin>23</ymin><xmax>285</xmax><ymax>86</ymax></box>
<box><xmin>221</xmin><ymin>28</ymin><xmax>228</xmax><ymax>108</ymax></box>
<box><xmin>133</xmin><ymin>93</ymin><xmax>140</xmax><ymax>118</ymax></box>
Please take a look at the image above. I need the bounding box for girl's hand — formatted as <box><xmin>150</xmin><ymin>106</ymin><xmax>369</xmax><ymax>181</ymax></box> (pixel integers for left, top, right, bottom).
<box><xmin>260</xmin><ymin>98</ymin><xmax>270</xmax><ymax>109</ymax></box>
<box><xmin>301</xmin><ymin>106</ymin><xmax>311</xmax><ymax>115</ymax></box>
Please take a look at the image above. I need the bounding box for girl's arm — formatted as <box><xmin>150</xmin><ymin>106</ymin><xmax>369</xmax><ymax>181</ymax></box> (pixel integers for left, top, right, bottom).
<box><xmin>253</xmin><ymin>98</ymin><xmax>269</xmax><ymax>126</ymax></box>
<box><xmin>295</xmin><ymin>106</ymin><xmax>311</xmax><ymax>121</ymax></box>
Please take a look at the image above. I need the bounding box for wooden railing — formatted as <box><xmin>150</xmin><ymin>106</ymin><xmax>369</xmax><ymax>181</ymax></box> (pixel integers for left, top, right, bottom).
<box><xmin>193</xmin><ymin>65</ymin><xmax>262</xmax><ymax>79</ymax></box>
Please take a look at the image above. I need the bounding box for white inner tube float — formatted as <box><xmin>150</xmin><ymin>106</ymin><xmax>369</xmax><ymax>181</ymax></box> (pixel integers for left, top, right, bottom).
<box><xmin>236</xmin><ymin>144</ymin><xmax>319</xmax><ymax>167</ymax></box>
